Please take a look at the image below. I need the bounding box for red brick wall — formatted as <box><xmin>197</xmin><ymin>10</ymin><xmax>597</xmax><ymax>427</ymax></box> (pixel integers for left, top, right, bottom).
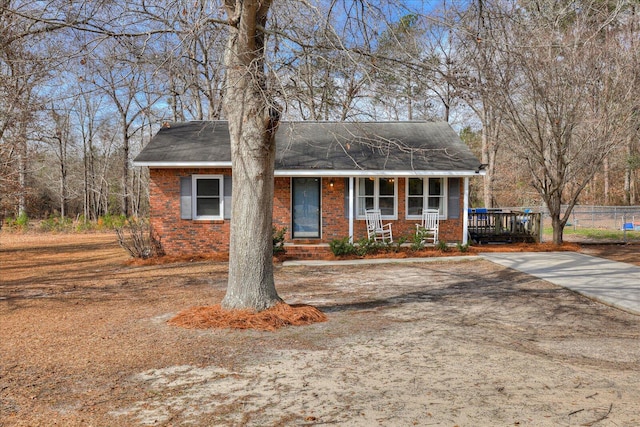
<box><xmin>150</xmin><ymin>169</ymin><xmax>465</xmax><ymax>256</ymax></box>
<box><xmin>149</xmin><ymin>168</ymin><xmax>231</xmax><ymax>256</ymax></box>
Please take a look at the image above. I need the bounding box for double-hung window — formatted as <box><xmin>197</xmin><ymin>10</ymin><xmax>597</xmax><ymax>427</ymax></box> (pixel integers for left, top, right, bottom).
<box><xmin>180</xmin><ymin>174</ymin><xmax>226</xmax><ymax>220</ymax></box>
<box><xmin>356</xmin><ymin>177</ymin><xmax>397</xmax><ymax>218</ymax></box>
<box><xmin>406</xmin><ymin>177</ymin><xmax>446</xmax><ymax>218</ymax></box>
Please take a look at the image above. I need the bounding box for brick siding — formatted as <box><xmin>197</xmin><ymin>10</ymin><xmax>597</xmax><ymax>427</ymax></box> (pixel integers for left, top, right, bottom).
<box><xmin>150</xmin><ymin>168</ymin><xmax>465</xmax><ymax>257</ymax></box>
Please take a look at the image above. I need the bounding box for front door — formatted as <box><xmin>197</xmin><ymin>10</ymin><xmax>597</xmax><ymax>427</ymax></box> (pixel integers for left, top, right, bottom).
<box><xmin>292</xmin><ymin>178</ymin><xmax>321</xmax><ymax>238</ymax></box>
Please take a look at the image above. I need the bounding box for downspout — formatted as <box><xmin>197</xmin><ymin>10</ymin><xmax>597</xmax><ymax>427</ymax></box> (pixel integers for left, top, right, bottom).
<box><xmin>462</xmin><ymin>177</ymin><xmax>470</xmax><ymax>245</ymax></box>
<box><xmin>349</xmin><ymin>177</ymin><xmax>354</xmax><ymax>242</ymax></box>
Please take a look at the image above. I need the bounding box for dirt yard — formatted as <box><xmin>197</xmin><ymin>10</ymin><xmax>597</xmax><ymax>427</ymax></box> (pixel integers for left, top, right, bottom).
<box><xmin>1</xmin><ymin>232</ymin><xmax>639</xmax><ymax>426</ymax></box>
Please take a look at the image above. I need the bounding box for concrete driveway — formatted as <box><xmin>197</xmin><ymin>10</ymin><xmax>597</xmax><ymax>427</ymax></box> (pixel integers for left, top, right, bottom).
<box><xmin>481</xmin><ymin>251</ymin><xmax>640</xmax><ymax>315</ymax></box>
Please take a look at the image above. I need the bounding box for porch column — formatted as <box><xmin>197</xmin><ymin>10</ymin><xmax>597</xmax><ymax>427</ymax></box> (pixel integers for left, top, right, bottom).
<box><xmin>349</xmin><ymin>176</ymin><xmax>354</xmax><ymax>242</ymax></box>
<box><xmin>462</xmin><ymin>177</ymin><xmax>469</xmax><ymax>245</ymax></box>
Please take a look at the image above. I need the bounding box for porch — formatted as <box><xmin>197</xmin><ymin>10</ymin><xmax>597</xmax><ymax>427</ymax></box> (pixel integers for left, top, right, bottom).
<box><xmin>467</xmin><ymin>209</ymin><xmax>542</xmax><ymax>244</ymax></box>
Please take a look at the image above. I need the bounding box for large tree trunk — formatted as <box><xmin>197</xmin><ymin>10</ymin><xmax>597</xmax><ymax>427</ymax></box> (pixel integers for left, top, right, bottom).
<box><xmin>221</xmin><ymin>0</ymin><xmax>282</xmax><ymax>311</ymax></box>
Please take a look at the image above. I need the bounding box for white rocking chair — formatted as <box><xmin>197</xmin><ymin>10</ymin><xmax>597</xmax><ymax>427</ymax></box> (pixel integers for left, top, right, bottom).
<box><xmin>416</xmin><ymin>209</ymin><xmax>439</xmax><ymax>245</ymax></box>
<box><xmin>365</xmin><ymin>209</ymin><xmax>393</xmax><ymax>243</ymax></box>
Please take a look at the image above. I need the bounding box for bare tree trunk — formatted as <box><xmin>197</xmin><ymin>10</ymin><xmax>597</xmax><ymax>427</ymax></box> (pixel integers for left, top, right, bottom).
<box><xmin>122</xmin><ymin>127</ymin><xmax>130</xmax><ymax>217</ymax></box>
<box><xmin>625</xmin><ymin>134</ymin><xmax>633</xmax><ymax>205</ymax></box>
<box><xmin>59</xmin><ymin>149</ymin><xmax>67</xmax><ymax>218</ymax></box>
<box><xmin>17</xmin><ymin>119</ymin><xmax>27</xmax><ymax>217</ymax></box>
<box><xmin>546</xmin><ymin>193</ymin><xmax>565</xmax><ymax>245</ymax></box>
<box><xmin>481</xmin><ymin>108</ymin><xmax>500</xmax><ymax>208</ymax></box>
<box><xmin>481</xmin><ymin>124</ymin><xmax>492</xmax><ymax>208</ymax></box>
<box><xmin>603</xmin><ymin>156</ymin><xmax>609</xmax><ymax>205</ymax></box>
<box><xmin>221</xmin><ymin>0</ymin><xmax>282</xmax><ymax>311</ymax></box>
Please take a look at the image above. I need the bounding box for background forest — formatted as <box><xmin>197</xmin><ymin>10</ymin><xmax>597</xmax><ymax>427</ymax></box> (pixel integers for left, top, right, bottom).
<box><xmin>1</xmin><ymin>0</ymin><xmax>639</xmax><ymax>228</ymax></box>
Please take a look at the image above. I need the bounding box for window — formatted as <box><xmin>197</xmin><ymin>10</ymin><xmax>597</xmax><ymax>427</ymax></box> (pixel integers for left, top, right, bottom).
<box><xmin>406</xmin><ymin>177</ymin><xmax>447</xmax><ymax>218</ymax></box>
<box><xmin>356</xmin><ymin>177</ymin><xmax>397</xmax><ymax>218</ymax></box>
<box><xmin>190</xmin><ymin>175</ymin><xmax>224</xmax><ymax>220</ymax></box>
<box><xmin>181</xmin><ymin>175</ymin><xmax>231</xmax><ymax>220</ymax></box>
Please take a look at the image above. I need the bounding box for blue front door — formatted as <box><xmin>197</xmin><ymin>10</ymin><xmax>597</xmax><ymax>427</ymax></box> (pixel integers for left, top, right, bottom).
<box><xmin>292</xmin><ymin>178</ymin><xmax>321</xmax><ymax>238</ymax></box>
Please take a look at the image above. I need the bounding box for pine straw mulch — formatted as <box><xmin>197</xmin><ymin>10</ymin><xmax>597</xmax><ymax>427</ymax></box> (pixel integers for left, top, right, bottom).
<box><xmin>168</xmin><ymin>302</ymin><xmax>328</xmax><ymax>332</ymax></box>
<box><xmin>468</xmin><ymin>241</ymin><xmax>581</xmax><ymax>253</ymax></box>
<box><xmin>126</xmin><ymin>242</ymin><xmax>583</xmax><ymax>266</ymax></box>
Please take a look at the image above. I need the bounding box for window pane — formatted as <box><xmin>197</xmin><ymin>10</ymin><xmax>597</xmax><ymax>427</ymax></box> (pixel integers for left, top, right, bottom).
<box><xmin>379</xmin><ymin>178</ymin><xmax>395</xmax><ymax>196</ymax></box>
<box><xmin>357</xmin><ymin>196</ymin><xmax>375</xmax><ymax>216</ymax></box>
<box><xmin>379</xmin><ymin>197</ymin><xmax>394</xmax><ymax>216</ymax></box>
<box><xmin>365</xmin><ymin>197</ymin><xmax>375</xmax><ymax>210</ymax></box>
<box><xmin>408</xmin><ymin>196</ymin><xmax>423</xmax><ymax>216</ymax></box>
<box><xmin>197</xmin><ymin>179</ymin><xmax>219</xmax><ymax>196</ymax></box>
<box><xmin>428</xmin><ymin>178</ymin><xmax>442</xmax><ymax>196</ymax></box>
<box><xmin>428</xmin><ymin>196</ymin><xmax>443</xmax><ymax>213</ymax></box>
<box><xmin>197</xmin><ymin>198</ymin><xmax>220</xmax><ymax>216</ymax></box>
<box><xmin>358</xmin><ymin>178</ymin><xmax>375</xmax><ymax>196</ymax></box>
<box><xmin>408</xmin><ymin>178</ymin><xmax>423</xmax><ymax>196</ymax></box>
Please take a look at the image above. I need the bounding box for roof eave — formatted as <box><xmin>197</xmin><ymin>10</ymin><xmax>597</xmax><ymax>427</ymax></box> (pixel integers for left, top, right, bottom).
<box><xmin>133</xmin><ymin>161</ymin><xmax>233</xmax><ymax>168</ymax></box>
<box><xmin>275</xmin><ymin>169</ymin><xmax>485</xmax><ymax>177</ymax></box>
<box><xmin>133</xmin><ymin>162</ymin><xmax>486</xmax><ymax>177</ymax></box>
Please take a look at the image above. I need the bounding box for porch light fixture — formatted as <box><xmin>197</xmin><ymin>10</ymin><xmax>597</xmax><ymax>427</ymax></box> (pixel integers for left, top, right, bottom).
<box><xmin>329</xmin><ymin>179</ymin><xmax>334</xmax><ymax>188</ymax></box>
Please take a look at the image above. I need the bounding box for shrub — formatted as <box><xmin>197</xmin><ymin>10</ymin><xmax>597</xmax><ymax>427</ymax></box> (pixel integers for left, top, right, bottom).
<box><xmin>74</xmin><ymin>215</ymin><xmax>95</xmax><ymax>232</ymax></box>
<box><xmin>356</xmin><ymin>237</ymin><xmax>383</xmax><ymax>256</ymax></box>
<box><xmin>16</xmin><ymin>212</ymin><xmax>29</xmax><ymax>228</ymax></box>
<box><xmin>329</xmin><ymin>236</ymin><xmax>358</xmax><ymax>256</ymax></box>
<box><xmin>39</xmin><ymin>215</ymin><xmax>73</xmax><ymax>232</ymax></box>
<box><xmin>103</xmin><ymin>214</ymin><xmax>128</xmax><ymax>229</ymax></box>
<box><xmin>410</xmin><ymin>230</ymin><xmax>426</xmax><ymax>251</ymax></box>
<box><xmin>436</xmin><ymin>240</ymin><xmax>448</xmax><ymax>252</ymax></box>
<box><xmin>386</xmin><ymin>236</ymin><xmax>407</xmax><ymax>253</ymax></box>
<box><xmin>456</xmin><ymin>242</ymin><xmax>470</xmax><ymax>253</ymax></box>
<box><xmin>3</xmin><ymin>213</ymin><xmax>29</xmax><ymax>231</ymax></box>
<box><xmin>273</xmin><ymin>226</ymin><xmax>287</xmax><ymax>255</ymax></box>
<box><xmin>115</xmin><ymin>219</ymin><xmax>164</xmax><ymax>259</ymax></box>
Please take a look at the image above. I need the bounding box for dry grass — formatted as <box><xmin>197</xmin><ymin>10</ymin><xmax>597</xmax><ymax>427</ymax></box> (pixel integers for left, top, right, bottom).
<box><xmin>2</xmin><ymin>232</ymin><xmax>640</xmax><ymax>426</ymax></box>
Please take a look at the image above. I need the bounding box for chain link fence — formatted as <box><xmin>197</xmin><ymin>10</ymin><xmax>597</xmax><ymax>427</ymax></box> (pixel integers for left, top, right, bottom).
<box><xmin>560</xmin><ymin>206</ymin><xmax>640</xmax><ymax>231</ymax></box>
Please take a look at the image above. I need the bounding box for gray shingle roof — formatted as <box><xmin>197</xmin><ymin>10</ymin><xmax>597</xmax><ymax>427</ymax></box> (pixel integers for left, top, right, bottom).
<box><xmin>134</xmin><ymin>121</ymin><xmax>482</xmax><ymax>175</ymax></box>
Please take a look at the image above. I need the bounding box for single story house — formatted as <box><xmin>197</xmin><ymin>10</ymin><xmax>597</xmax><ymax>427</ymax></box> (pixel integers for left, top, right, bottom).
<box><xmin>133</xmin><ymin>120</ymin><xmax>485</xmax><ymax>258</ymax></box>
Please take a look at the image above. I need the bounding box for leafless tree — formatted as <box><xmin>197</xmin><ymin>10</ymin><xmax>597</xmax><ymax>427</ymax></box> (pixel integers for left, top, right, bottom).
<box><xmin>40</xmin><ymin>106</ymin><xmax>75</xmax><ymax>218</ymax></box>
<box><xmin>219</xmin><ymin>0</ymin><xmax>284</xmax><ymax>310</ymax></box>
<box><xmin>80</xmin><ymin>39</ymin><xmax>163</xmax><ymax>217</ymax></box>
<box><xmin>489</xmin><ymin>0</ymin><xmax>637</xmax><ymax>243</ymax></box>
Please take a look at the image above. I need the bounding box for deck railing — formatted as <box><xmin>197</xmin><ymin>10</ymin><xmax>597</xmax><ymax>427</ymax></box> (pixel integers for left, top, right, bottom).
<box><xmin>468</xmin><ymin>209</ymin><xmax>542</xmax><ymax>244</ymax></box>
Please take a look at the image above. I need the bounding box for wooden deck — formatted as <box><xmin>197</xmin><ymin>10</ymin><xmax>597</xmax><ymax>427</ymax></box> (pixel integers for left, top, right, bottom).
<box><xmin>468</xmin><ymin>209</ymin><xmax>541</xmax><ymax>244</ymax></box>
